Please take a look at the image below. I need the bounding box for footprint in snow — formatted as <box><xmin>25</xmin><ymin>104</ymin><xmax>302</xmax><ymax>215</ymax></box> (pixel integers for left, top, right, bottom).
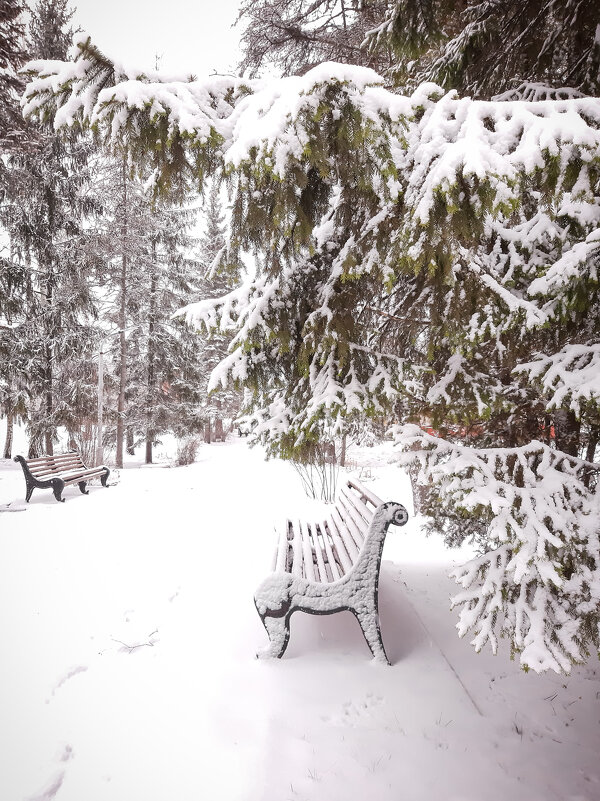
<box><xmin>26</xmin><ymin>771</ymin><xmax>65</xmax><ymax>801</ymax></box>
<box><xmin>323</xmin><ymin>693</ymin><xmax>385</xmax><ymax>727</ymax></box>
<box><xmin>46</xmin><ymin>665</ymin><xmax>88</xmax><ymax>703</ymax></box>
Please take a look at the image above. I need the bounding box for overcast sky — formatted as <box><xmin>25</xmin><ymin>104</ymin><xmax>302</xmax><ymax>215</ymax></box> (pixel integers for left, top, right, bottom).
<box><xmin>70</xmin><ymin>0</ymin><xmax>243</xmax><ymax>77</ymax></box>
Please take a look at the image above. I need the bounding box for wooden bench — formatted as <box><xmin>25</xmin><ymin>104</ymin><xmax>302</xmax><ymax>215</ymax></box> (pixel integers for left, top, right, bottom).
<box><xmin>254</xmin><ymin>478</ymin><xmax>408</xmax><ymax>664</ymax></box>
<box><xmin>14</xmin><ymin>452</ymin><xmax>110</xmax><ymax>503</ymax></box>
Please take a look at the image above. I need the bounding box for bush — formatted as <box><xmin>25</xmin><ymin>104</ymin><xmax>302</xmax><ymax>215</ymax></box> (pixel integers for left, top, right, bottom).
<box><xmin>175</xmin><ymin>436</ymin><xmax>202</xmax><ymax>466</ymax></box>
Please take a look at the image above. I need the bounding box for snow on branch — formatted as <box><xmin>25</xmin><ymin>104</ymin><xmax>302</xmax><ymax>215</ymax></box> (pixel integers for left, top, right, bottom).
<box><xmin>23</xmin><ymin>34</ymin><xmax>600</xmax><ymax>202</ymax></box>
<box><xmin>394</xmin><ymin>424</ymin><xmax>600</xmax><ymax>674</ymax></box>
<box><xmin>517</xmin><ymin>345</ymin><xmax>600</xmax><ymax>415</ymax></box>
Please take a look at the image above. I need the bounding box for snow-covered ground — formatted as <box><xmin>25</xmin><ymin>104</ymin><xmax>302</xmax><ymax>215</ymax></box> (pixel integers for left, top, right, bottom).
<box><xmin>1</xmin><ymin>436</ymin><xmax>599</xmax><ymax>801</ymax></box>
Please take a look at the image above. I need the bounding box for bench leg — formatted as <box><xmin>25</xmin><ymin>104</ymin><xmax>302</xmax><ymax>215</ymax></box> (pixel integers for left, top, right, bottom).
<box><xmin>355</xmin><ymin>610</ymin><xmax>390</xmax><ymax>665</ymax></box>
<box><xmin>78</xmin><ymin>481</ymin><xmax>89</xmax><ymax>495</ymax></box>
<box><xmin>101</xmin><ymin>468</ymin><xmax>110</xmax><ymax>487</ymax></box>
<box><xmin>257</xmin><ymin>613</ymin><xmax>291</xmax><ymax>659</ymax></box>
<box><xmin>25</xmin><ymin>485</ymin><xmax>34</xmax><ymax>503</ymax></box>
<box><xmin>52</xmin><ymin>478</ymin><xmax>66</xmax><ymax>503</ymax></box>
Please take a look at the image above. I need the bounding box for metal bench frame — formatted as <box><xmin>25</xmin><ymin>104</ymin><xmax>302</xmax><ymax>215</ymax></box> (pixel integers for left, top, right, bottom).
<box><xmin>14</xmin><ymin>452</ymin><xmax>110</xmax><ymax>503</ymax></box>
<box><xmin>255</xmin><ymin>478</ymin><xmax>408</xmax><ymax>664</ymax></box>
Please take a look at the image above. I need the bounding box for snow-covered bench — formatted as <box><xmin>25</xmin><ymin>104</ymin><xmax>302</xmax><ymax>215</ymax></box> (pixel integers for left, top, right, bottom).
<box><xmin>254</xmin><ymin>477</ymin><xmax>408</xmax><ymax>663</ymax></box>
<box><xmin>14</xmin><ymin>452</ymin><xmax>110</xmax><ymax>503</ymax></box>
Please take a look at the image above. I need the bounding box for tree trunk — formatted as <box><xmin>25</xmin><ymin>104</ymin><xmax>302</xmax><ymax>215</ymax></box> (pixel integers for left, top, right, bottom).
<box><xmin>126</xmin><ymin>427</ymin><xmax>135</xmax><ymax>456</ymax></box>
<box><xmin>408</xmin><ymin>441</ymin><xmax>432</xmax><ymax>515</ymax></box>
<box><xmin>554</xmin><ymin>408</ymin><xmax>580</xmax><ymax>457</ymax></box>
<box><xmin>3</xmin><ymin>412</ymin><xmax>13</xmax><ymax>459</ymax></box>
<box><xmin>44</xmin><ymin>263</ymin><xmax>54</xmax><ymax>455</ymax></box>
<box><xmin>116</xmin><ymin>158</ymin><xmax>128</xmax><ymax>469</ymax></box>
<box><xmin>585</xmin><ymin>427</ymin><xmax>599</xmax><ymax>463</ymax></box>
<box><xmin>28</xmin><ymin>432</ymin><xmax>42</xmax><ymax>459</ymax></box>
<box><xmin>583</xmin><ymin>426</ymin><xmax>599</xmax><ymax>488</ymax></box>
<box><xmin>44</xmin><ymin>343</ymin><xmax>53</xmax><ymax>455</ymax></box>
<box><xmin>204</xmin><ymin>421</ymin><xmax>212</xmax><ymax>443</ymax></box>
<box><xmin>340</xmin><ymin>432</ymin><xmax>347</xmax><ymax>467</ymax></box>
<box><xmin>145</xmin><ymin>238</ymin><xmax>157</xmax><ymax>464</ymax></box>
<box><xmin>96</xmin><ymin>346</ymin><xmax>104</xmax><ymax>466</ymax></box>
<box><xmin>43</xmin><ymin>184</ymin><xmax>56</xmax><ymax>457</ymax></box>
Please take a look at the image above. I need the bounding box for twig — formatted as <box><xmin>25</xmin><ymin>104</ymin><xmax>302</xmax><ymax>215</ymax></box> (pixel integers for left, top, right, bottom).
<box><xmin>112</xmin><ymin>629</ymin><xmax>158</xmax><ymax>653</ymax></box>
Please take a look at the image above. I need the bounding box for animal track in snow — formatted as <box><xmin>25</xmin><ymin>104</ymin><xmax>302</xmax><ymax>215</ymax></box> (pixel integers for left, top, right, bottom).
<box><xmin>324</xmin><ymin>693</ymin><xmax>385</xmax><ymax>728</ymax></box>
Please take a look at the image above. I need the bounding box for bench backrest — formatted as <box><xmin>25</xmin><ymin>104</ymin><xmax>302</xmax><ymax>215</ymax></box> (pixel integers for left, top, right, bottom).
<box><xmin>23</xmin><ymin>452</ymin><xmax>86</xmax><ymax>479</ymax></box>
<box><xmin>278</xmin><ymin>478</ymin><xmax>385</xmax><ymax>582</ymax></box>
<box><xmin>331</xmin><ymin>478</ymin><xmax>382</xmax><ymax>566</ymax></box>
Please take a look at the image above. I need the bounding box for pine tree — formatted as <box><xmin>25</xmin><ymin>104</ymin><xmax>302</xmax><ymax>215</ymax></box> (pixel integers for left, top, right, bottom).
<box><xmin>0</xmin><ymin>0</ymin><xmax>28</xmax><ymax>411</ymax></box>
<box><xmin>3</xmin><ymin>0</ymin><xmax>99</xmax><ymax>457</ymax></box>
<box><xmin>90</xmin><ymin>154</ymin><xmax>205</xmax><ymax>464</ymax></box>
<box><xmin>125</xmin><ymin>200</ymin><xmax>205</xmax><ymax>462</ymax></box>
<box><xmin>194</xmin><ymin>181</ymin><xmax>241</xmax><ymax>443</ymax></box>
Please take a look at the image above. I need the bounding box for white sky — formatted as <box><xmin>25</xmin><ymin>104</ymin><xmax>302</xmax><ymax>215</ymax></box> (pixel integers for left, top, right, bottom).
<box><xmin>70</xmin><ymin>0</ymin><xmax>243</xmax><ymax>77</ymax></box>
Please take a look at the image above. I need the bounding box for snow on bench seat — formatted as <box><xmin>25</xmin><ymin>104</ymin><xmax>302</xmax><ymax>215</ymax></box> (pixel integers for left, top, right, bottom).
<box><xmin>255</xmin><ymin>477</ymin><xmax>408</xmax><ymax>664</ymax></box>
<box><xmin>14</xmin><ymin>452</ymin><xmax>110</xmax><ymax>503</ymax></box>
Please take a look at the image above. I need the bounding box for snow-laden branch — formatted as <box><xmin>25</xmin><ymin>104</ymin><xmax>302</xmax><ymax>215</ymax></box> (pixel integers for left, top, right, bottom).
<box><xmin>393</xmin><ymin>424</ymin><xmax>600</xmax><ymax>674</ymax></box>
<box><xmin>517</xmin><ymin>344</ymin><xmax>600</xmax><ymax>415</ymax></box>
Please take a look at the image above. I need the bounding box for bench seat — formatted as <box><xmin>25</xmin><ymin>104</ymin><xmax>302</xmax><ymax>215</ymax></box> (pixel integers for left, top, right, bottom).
<box><xmin>255</xmin><ymin>477</ymin><xmax>408</xmax><ymax>663</ymax></box>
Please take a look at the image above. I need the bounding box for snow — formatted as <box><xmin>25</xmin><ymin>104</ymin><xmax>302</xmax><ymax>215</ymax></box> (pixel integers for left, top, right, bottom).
<box><xmin>1</xmin><ymin>436</ymin><xmax>599</xmax><ymax>801</ymax></box>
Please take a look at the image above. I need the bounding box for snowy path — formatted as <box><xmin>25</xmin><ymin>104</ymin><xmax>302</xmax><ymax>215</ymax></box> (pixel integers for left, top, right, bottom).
<box><xmin>1</xmin><ymin>441</ymin><xmax>599</xmax><ymax>801</ymax></box>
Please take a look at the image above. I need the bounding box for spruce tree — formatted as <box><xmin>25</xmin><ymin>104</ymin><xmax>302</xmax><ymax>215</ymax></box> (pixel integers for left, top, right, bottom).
<box><xmin>125</xmin><ymin>200</ymin><xmax>205</xmax><ymax>462</ymax></box>
<box><xmin>91</xmin><ymin>155</ymin><xmax>205</xmax><ymax>464</ymax></box>
<box><xmin>195</xmin><ymin>181</ymin><xmax>241</xmax><ymax>442</ymax></box>
<box><xmin>4</xmin><ymin>0</ymin><xmax>99</xmax><ymax>456</ymax></box>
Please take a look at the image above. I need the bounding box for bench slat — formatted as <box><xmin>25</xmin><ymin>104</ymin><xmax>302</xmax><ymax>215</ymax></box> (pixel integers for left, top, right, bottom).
<box><xmin>340</xmin><ymin>484</ymin><xmax>374</xmax><ymax>525</ymax></box>
<box><xmin>328</xmin><ymin>512</ymin><xmax>356</xmax><ymax>571</ymax></box>
<box><xmin>311</xmin><ymin>523</ymin><xmax>329</xmax><ymax>583</ymax></box>
<box><xmin>331</xmin><ymin>507</ymin><xmax>361</xmax><ymax>561</ymax></box>
<box><xmin>28</xmin><ymin>454</ymin><xmax>84</xmax><ymax>467</ymax></box>
<box><xmin>320</xmin><ymin>521</ymin><xmax>343</xmax><ymax>581</ymax></box>
<box><xmin>61</xmin><ymin>469</ymin><xmax>109</xmax><ymax>485</ymax></box>
<box><xmin>29</xmin><ymin>462</ymin><xmax>84</xmax><ymax>478</ymax></box>
<box><xmin>273</xmin><ymin>525</ymin><xmax>288</xmax><ymax>572</ymax></box>
<box><xmin>300</xmin><ymin>521</ymin><xmax>316</xmax><ymax>581</ymax></box>
<box><xmin>291</xmin><ymin>520</ymin><xmax>303</xmax><ymax>578</ymax></box>
<box><xmin>29</xmin><ymin>454</ymin><xmax>84</xmax><ymax>467</ymax></box>
<box><xmin>337</xmin><ymin>492</ymin><xmax>369</xmax><ymax>544</ymax></box>
<box><xmin>336</xmin><ymin>502</ymin><xmax>365</xmax><ymax>553</ymax></box>
<box><xmin>24</xmin><ymin>456</ymin><xmax>59</xmax><ymax>465</ymax></box>
<box><xmin>346</xmin><ymin>478</ymin><xmax>383</xmax><ymax>509</ymax></box>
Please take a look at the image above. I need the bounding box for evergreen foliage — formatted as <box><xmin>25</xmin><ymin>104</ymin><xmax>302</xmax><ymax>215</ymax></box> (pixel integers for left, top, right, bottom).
<box><xmin>188</xmin><ymin>180</ymin><xmax>241</xmax><ymax>440</ymax></box>
<box><xmin>0</xmin><ymin>0</ymin><xmax>28</xmax><ymax>151</ymax></box>
<box><xmin>398</xmin><ymin>425</ymin><xmax>600</xmax><ymax>673</ymax></box>
<box><xmin>91</xmin><ymin>156</ymin><xmax>205</xmax><ymax>463</ymax></box>
<box><xmin>366</xmin><ymin>0</ymin><xmax>600</xmax><ymax>98</ymax></box>
<box><xmin>3</xmin><ymin>0</ymin><xmax>99</xmax><ymax>456</ymax></box>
